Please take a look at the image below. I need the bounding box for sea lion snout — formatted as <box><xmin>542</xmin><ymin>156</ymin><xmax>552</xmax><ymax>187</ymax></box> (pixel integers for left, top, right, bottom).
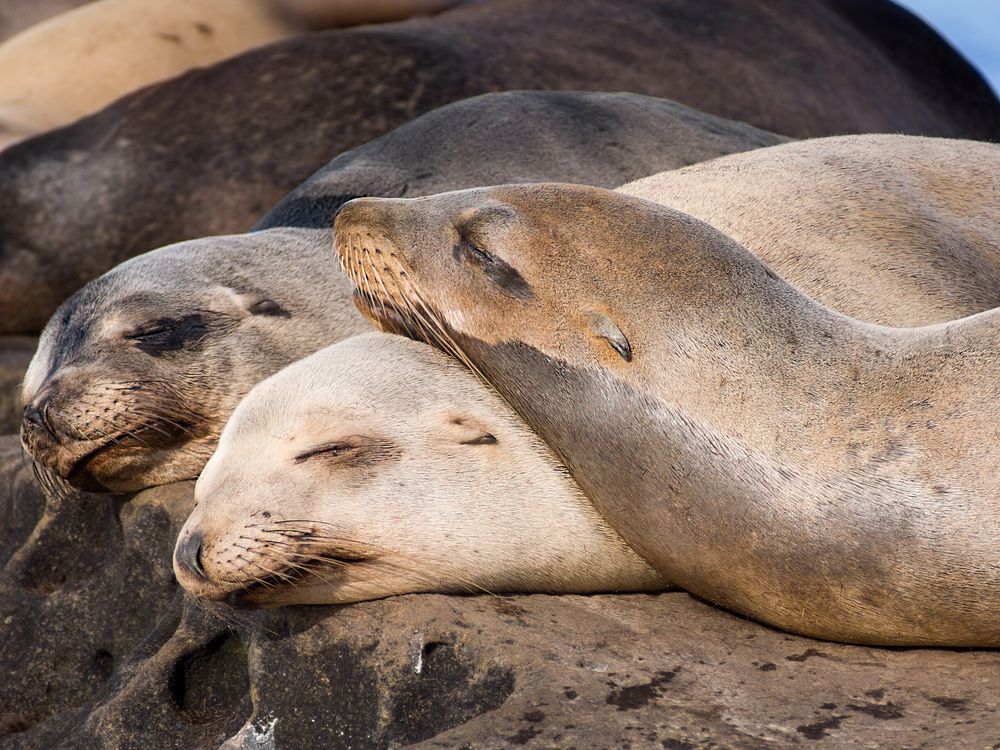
<box><xmin>173</xmin><ymin>530</ymin><xmax>207</xmax><ymax>582</ymax></box>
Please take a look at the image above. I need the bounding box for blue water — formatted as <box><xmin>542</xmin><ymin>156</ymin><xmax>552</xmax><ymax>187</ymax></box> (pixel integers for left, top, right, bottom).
<box><xmin>896</xmin><ymin>0</ymin><xmax>1000</xmax><ymax>95</ymax></box>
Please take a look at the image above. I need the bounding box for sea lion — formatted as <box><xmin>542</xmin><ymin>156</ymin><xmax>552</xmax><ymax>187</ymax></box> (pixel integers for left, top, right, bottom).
<box><xmin>619</xmin><ymin>135</ymin><xmax>1000</xmax><ymax>327</ymax></box>
<box><xmin>20</xmin><ymin>228</ymin><xmax>368</xmax><ymax>493</ymax></box>
<box><xmin>21</xmin><ymin>91</ymin><xmax>783</xmax><ymax>492</ymax></box>
<box><xmin>0</xmin><ymin>0</ymin><xmax>472</xmax><ymax>150</ymax></box>
<box><xmin>335</xmin><ymin>182</ymin><xmax>1000</xmax><ymax>647</ymax></box>
<box><xmin>173</xmin><ymin>332</ymin><xmax>665</xmax><ymax>605</ymax></box>
<box><xmin>3</xmin><ymin>0</ymin><xmax>998</xmax><ymax>334</ymax></box>
<box><xmin>256</xmin><ymin>90</ymin><xmax>788</xmax><ymax>230</ymax></box>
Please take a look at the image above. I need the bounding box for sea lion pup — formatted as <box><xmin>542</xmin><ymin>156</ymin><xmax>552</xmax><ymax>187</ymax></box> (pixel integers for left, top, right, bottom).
<box><xmin>256</xmin><ymin>91</ymin><xmax>787</xmax><ymax>230</ymax></box>
<box><xmin>618</xmin><ymin>135</ymin><xmax>1000</xmax><ymax>327</ymax></box>
<box><xmin>3</xmin><ymin>0</ymin><xmax>998</xmax><ymax>335</ymax></box>
<box><xmin>20</xmin><ymin>229</ymin><xmax>367</xmax><ymax>493</ymax></box>
<box><xmin>22</xmin><ymin>92</ymin><xmax>783</xmax><ymax>493</ymax></box>
<box><xmin>173</xmin><ymin>333</ymin><xmax>665</xmax><ymax>606</ymax></box>
<box><xmin>336</xmin><ymin>184</ymin><xmax>1000</xmax><ymax>647</ymax></box>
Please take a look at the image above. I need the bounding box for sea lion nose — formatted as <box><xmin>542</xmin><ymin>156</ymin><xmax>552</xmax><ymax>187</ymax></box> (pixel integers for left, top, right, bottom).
<box><xmin>175</xmin><ymin>531</ymin><xmax>207</xmax><ymax>581</ymax></box>
<box><xmin>22</xmin><ymin>396</ymin><xmax>54</xmax><ymax>437</ymax></box>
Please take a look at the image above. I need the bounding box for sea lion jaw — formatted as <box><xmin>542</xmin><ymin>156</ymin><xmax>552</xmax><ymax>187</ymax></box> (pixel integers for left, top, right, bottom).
<box><xmin>175</xmin><ymin>333</ymin><xmax>664</xmax><ymax>606</ymax></box>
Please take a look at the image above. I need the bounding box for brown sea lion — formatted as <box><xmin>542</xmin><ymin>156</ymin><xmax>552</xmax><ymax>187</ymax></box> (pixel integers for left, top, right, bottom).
<box><xmin>335</xmin><ymin>179</ymin><xmax>1000</xmax><ymax>646</ymax></box>
<box><xmin>2</xmin><ymin>0</ymin><xmax>998</xmax><ymax>334</ymax></box>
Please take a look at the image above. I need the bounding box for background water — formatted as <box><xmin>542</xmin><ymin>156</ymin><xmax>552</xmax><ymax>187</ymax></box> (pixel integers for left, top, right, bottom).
<box><xmin>897</xmin><ymin>0</ymin><xmax>1000</xmax><ymax>95</ymax></box>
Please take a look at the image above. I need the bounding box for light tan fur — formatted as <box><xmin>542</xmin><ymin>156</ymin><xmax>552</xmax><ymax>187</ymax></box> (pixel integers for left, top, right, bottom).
<box><xmin>174</xmin><ymin>332</ymin><xmax>665</xmax><ymax>606</ymax></box>
<box><xmin>334</xmin><ymin>175</ymin><xmax>1000</xmax><ymax>647</ymax></box>
<box><xmin>619</xmin><ymin>134</ymin><xmax>1000</xmax><ymax>326</ymax></box>
<box><xmin>0</xmin><ymin>0</ymin><xmax>297</xmax><ymax>145</ymax></box>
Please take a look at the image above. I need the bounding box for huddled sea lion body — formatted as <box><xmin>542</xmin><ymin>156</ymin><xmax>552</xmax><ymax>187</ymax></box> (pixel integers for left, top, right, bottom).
<box><xmin>620</xmin><ymin>136</ymin><xmax>1000</xmax><ymax>326</ymax></box>
<box><xmin>173</xmin><ymin>333</ymin><xmax>666</xmax><ymax>606</ymax></box>
<box><xmin>19</xmin><ymin>92</ymin><xmax>783</xmax><ymax>491</ymax></box>
<box><xmin>0</xmin><ymin>0</ymin><xmax>294</xmax><ymax>150</ymax></box>
<box><xmin>256</xmin><ymin>91</ymin><xmax>788</xmax><ymax>230</ymax></box>
<box><xmin>3</xmin><ymin>0</ymin><xmax>998</xmax><ymax>334</ymax></box>
<box><xmin>0</xmin><ymin>0</ymin><xmax>471</xmax><ymax>151</ymax></box>
<box><xmin>336</xmin><ymin>181</ymin><xmax>1000</xmax><ymax>647</ymax></box>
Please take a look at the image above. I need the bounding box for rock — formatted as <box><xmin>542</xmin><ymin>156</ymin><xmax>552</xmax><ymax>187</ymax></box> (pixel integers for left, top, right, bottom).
<box><xmin>2</xmin><ymin>432</ymin><xmax>999</xmax><ymax>748</ymax></box>
<box><xmin>0</xmin><ymin>336</ymin><xmax>35</xmax><ymax>433</ymax></box>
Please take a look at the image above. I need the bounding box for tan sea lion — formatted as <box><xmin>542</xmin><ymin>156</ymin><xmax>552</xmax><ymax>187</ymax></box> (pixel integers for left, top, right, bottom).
<box><xmin>3</xmin><ymin>0</ymin><xmax>999</xmax><ymax>335</ymax></box>
<box><xmin>21</xmin><ymin>91</ymin><xmax>783</xmax><ymax>493</ymax></box>
<box><xmin>0</xmin><ymin>0</ymin><xmax>470</xmax><ymax>149</ymax></box>
<box><xmin>0</xmin><ymin>0</ymin><xmax>295</xmax><ymax>147</ymax></box>
<box><xmin>173</xmin><ymin>332</ymin><xmax>665</xmax><ymax>605</ymax></box>
<box><xmin>335</xmin><ymin>181</ymin><xmax>1000</xmax><ymax>647</ymax></box>
<box><xmin>619</xmin><ymin>135</ymin><xmax>1000</xmax><ymax>326</ymax></box>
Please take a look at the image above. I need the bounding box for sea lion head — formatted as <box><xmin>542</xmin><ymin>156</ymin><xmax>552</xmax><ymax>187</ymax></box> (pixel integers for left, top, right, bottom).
<box><xmin>173</xmin><ymin>332</ymin><xmax>663</xmax><ymax>606</ymax></box>
<box><xmin>20</xmin><ymin>228</ymin><xmax>365</xmax><ymax>493</ymax></box>
<box><xmin>333</xmin><ymin>183</ymin><xmax>742</xmax><ymax>375</ymax></box>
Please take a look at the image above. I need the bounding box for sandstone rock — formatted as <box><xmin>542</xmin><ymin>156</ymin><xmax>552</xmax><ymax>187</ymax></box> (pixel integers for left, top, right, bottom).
<box><xmin>2</xmin><ymin>433</ymin><xmax>999</xmax><ymax>748</ymax></box>
<box><xmin>0</xmin><ymin>336</ymin><xmax>35</xmax><ymax>433</ymax></box>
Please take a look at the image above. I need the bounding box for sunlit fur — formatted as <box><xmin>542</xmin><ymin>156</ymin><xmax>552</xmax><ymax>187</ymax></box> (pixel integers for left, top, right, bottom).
<box><xmin>21</xmin><ymin>228</ymin><xmax>367</xmax><ymax>492</ymax></box>
<box><xmin>174</xmin><ymin>333</ymin><xmax>665</xmax><ymax>606</ymax></box>
<box><xmin>333</xmin><ymin>177</ymin><xmax>1000</xmax><ymax>647</ymax></box>
<box><xmin>620</xmin><ymin>134</ymin><xmax>1000</xmax><ymax>327</ymax></box>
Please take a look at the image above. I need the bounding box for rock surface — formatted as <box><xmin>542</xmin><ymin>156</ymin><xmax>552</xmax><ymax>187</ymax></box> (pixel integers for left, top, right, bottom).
<box><xmin>2</xmin><ymin>433</ymin><xmax>999</xmax><ymax>749</ymax></box>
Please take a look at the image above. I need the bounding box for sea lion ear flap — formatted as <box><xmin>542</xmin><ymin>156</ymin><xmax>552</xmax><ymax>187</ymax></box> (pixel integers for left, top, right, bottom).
<box><xmin>444</xmin><ymin>415</ymin><xmax>498</xmax><ymax>446</ymax></box>
<box><xmin>587</xmin><ymin>311</ymin><xmax>632</xmax><ymax>362</ymax></box>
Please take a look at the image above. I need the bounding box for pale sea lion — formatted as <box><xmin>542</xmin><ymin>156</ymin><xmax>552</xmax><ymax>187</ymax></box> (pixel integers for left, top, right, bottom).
<box><xmin>619</xmin><ymin>135</ymin><xmax>1000</xmax><ymax>327</ymax></box>
<box><xmin>21</xmin><ymin>92</ymin><xmax>783</xmax><ymax>492</ymax></box>
<box><xmin>173</xmin><ymin>332</ymin><xmax>665</xmax><ymax>605</ymax></box>
<box><xmin>3</xmin><ymin>0</ymin><xmax>998</xmax><ymax>334</ymax></box>
<box><xmin>336</xmin><ymin>182</ymin><xmax>1000</xmax><ymax>647</ymax></box>
<box><xmin>20</xmin><ymin>229</ymin><xmax>367</xmax><ymax>493</ymax></box>
<box><xmin>0</xmin><ymin>0</ymin><xmax>471</xmax><ymax>150</ymax></box>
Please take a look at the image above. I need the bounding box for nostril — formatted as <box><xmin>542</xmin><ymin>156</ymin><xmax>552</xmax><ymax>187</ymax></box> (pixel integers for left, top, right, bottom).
<box><xmin>176</xmin><ymin>532</ymin><xmax>207</xmax><ymax>581</ymax></box>
<box><xmin>23</xmin><ymin>397</ymin><xmax>53</xmax><ymax>436</ymax></box>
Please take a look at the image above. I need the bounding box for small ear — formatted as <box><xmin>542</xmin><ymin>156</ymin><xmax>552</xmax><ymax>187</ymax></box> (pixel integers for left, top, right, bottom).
<box><xmin>587</xmin><ymin>311</ymin><xmax>632</xmax><ymax>362</ymax></box>
<box><xmin>445</xmin><ymin>415</ymin><xmax>498</xmax><ymax>446</ymax></box>
<box><xmin>247</xmin><ymin>298</ymin><xmax>288</xmax><ymax>317</ymax></box>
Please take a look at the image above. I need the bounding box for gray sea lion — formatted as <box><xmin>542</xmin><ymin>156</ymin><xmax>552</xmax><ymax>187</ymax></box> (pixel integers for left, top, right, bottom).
<box><xmin>20</xmin><ymin>229</ymin><xmax>367</xmax><ymax>493</ymax></box>
<box><xmin>335</xmin><ymin>181</ymin><xmax>1000</xmax><ymax>647</ymax></box>
<box><xmin>173</xmin><ymin>332</ymin><xmax>665</xmax><ymax>606</ymax></box>
<box><xmin>256</xmin><ymin>91</ymin><xmax>788</xmax><ymax>230</ymax></box>
<box><xmin>20</xmin><ymin>92</ymin><xmax>783</xmax><ymax>492</ymax></box>
<box><xmin>2</xmin><ymin>0</ymin><xmax>997</xmax><ymax>334</ymax></box>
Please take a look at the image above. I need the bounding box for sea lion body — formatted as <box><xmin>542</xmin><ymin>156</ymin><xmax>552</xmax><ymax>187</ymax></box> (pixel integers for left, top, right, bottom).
<box><xmin>173</xmin><ymin>332</ymin><xmax>664</xmax><ymax>605</ymax></box>
<box><xmin>21</xmin><ymin>92</ymin><xmax>782</xmax><ymax>491</ymax></box>
<box><xmin>256</xmin><ymin>91</ymin><xmax>787</xmax><ymax>230</ymax></box>
<box><xmin>0</xmin><ymin>0</ymin><xmax>296</xmax><ymax>147</ymax></box>
<box><xmin>3</xmin><ymin>0</ymin><xmax>998</xmax><ymax>333</ymax></box>
<box><xmin>335</xmin><ymin>181</ymin><xmax>1000</xmax><ymax>647</ymax></box>
<box><xmin>620</xmin><ymin>135</ymin><xmax>1000</xmax><ymax>326</ymax></box>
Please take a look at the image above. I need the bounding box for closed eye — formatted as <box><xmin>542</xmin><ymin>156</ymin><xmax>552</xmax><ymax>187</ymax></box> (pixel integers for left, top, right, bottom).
<box><xmin>126</xmin><ymin>313</ymin><xmax>214</xmax><ymax>356</ymax></box>
<box><xmin>294</xmin><ymin>442</ymin><xmax>355</xmax><ymax>464</ymax></box>
<box><xmin>452</xmin><ymin>234</ymin><xmax>534</xmax><ymax>300</ymax></box>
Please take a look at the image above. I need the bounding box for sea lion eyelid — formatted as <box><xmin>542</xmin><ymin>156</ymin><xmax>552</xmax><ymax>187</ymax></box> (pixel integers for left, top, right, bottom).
<box><xmin>293</xmin><ymin>441</ymin><xmax>357</xmax><ymax>464</ymax></box>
